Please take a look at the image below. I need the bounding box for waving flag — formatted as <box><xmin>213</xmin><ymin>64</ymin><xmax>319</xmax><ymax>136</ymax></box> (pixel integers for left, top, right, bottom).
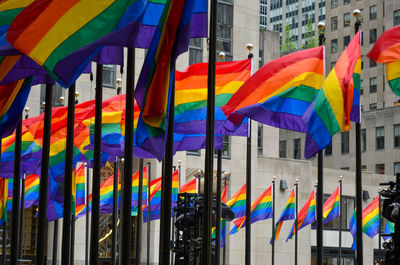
<box><xmin>180</xmin><ymin>178</ymin><xmax>197</xmax><ymax>193</ymax></box>
<box><xmin>362</xmin><ymin>195</ymin><xmax>379</xmax><ymax>238</ymax></box>
<box><xmin>132</xmin><ymin>166</ymin><xmax>148</xmax><ymax>216</ymax></box>
<box><xmin>222</xmin><ymin>46</ymin><xmax>324</xmax><ymax>133</ymax></box>
<box><xmin>270</xmin><ymin>188</ymin><xmax>295</xmax><ymax>243</ymax></box>
<box><xmin>212</xmin><ymin>185</ymin><xmax>229</xmax><ymax>247</ymax></box>
<box><xmin>349</xmin><ymin>208</ymin><xmax>357</xmax><ymax>250</ymax></box>
<box><xmin>0</xmin><ymin>178</ymin><xmax>8</xmax><ymax>225</ymax></box>
<box><xmin>286</xmin><ymin>190</ymin><xmax>316</xmax><ymax>241</ymax></box>
<box><xmin>24</xmin><ymin>174</ymin><xmax>39</xmax><ymax>208</ymax></box>
<box><xmin>383</xmin><ymin>222</ymin><xmax>394</xmax><ymax>241</ymax></box>
<box><xmin>72</xmin><ymin>164</ymin><xmax>86</xmax><ymax>214</ymax></box>
<box><xmin>305</xmin><ymin>31</ymin><xmax>361</xmax><ymax>158</ymax></box>
<box><xmin>230</xmin><ymin>186</ymin><xmax>273</xmax><ymax>234</ymax></box>
<box><xmin>143</xmin><ymin>177</ymin><xmax>162</xmax><ymax>222</ymax></box>
<box><xmin>226</xmin><ymin>184</ymin><xmax>246</xmax><ymax>219</ymax></box>
<box><xmin>323</xmin><ymin>186</ymin><xmax>340</xmax><ymax>224</ymax></box>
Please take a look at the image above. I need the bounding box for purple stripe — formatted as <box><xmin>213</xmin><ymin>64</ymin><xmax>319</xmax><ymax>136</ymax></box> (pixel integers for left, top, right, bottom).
<box><xmin>173</xmin><ymin>135</ymin><xmax>223</xmax><ymax>152</ymax></box>
<box><xmin>0</xmin><ymin>44</ymin><xmax>20</xmax><ymax>56</ymax></box>
<box><xmin>134</xmin><ymin>24</ymin><xmax>157</xmax><ymax>48</ymax></box>
<box><xmin>175</xmin><ymin>120</ymin><xmax>248</xmax><ymax>137</ymax></box>
<box><xmin>304</xmin><ymin>132</ymin><xmax>321</xmax><ymax>159</ymax></box>
<box><xmin>92</xmin><ymin>46</ymin><xmax>123</xmax><ymax>65</ymax></box>
<box><xmin>190</xmin><ymin>13</ymin><xmax>207</xmax><ymax>38</ymax></box>
<box><xmin>350</xmin><ymin>105</ymin><xmax>360</xmax><ymax>123</ymax></box>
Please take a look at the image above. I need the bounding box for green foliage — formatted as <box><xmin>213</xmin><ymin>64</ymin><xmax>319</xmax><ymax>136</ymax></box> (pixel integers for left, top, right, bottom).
<box><xmin>281</xmin><ymin>22</ymin><xmax>296</xmax><ymax>52</ymax></box>
<box><xmin>302</xmin><ymin>19</ymin><xmax>317</xmax><ymax>49</ymax></box>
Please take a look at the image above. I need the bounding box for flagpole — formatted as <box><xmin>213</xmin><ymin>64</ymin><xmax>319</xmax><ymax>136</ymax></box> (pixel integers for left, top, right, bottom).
<box><xmin>222</xmin><ymin>177</ymin><xmax>227</xmax><ymax>265</ymax></box>
<box><xmin>90</xmin><ymin>64</ymin><xmax>103</xmax><ymax>265</ymax></box>
<box><xmin>316</xmin><ymin>22</ymin><xmax>325</xmax><ymax>265</ymax></box>
<box><xmin>121</xmin><ymin>47</ymin><xmax>135</xmax><ymax>265</ymax></box>
<box><xmin>146</xmin><ymin>162</ymin><xmax>151</xmax><ymax>265</ymax></box>
<box><xmin>271</xmin><ymin>176</ymin><xmax>276</xmax><ymax>265</ymax></box>
<box><xmin>85</xmin><ymin>165</ymin><xmax>90</xmax><ymax>265</ymax></box>
<box><xmin>136</xmin><ymin>159</ymin><xmax>144</xmax><ymax>265</ymax></box>
<box><xmin>70</xmin><ymin>215</ymin><xmax>76</xmax><ymax>265</ymax></box>
<box><xmin>18</xmin><ymin>174</ymin><xmax>25</xmax><ymax>261</ymax></box>
<box><xmin>353</xmin><ymin>10</ymin><xmax>363</xmax><ymax>265</ymax></box>
<box><xmin>52</xmin><ymin>220</ymin><xmax>59</xmax><ymax>265</ymax></box>
<box><xmin>62</xmin><ymin>83</ymin><xmax>76</xmax><ymax>265</ymax></box>
<box><xmin>202</xmin><ymin>0</ymin><xmax>217</xmax><ymax>263</ymax></box>
<box><xmin>338</xmin><ymin>176</ymin><xmax>343</xmax><ymax>265</ymax></box>
<box><xmin>294</xmin><ymin>179</ymin><xmax>298</xmax><ymax>265</ymax></box>
<box><xmin>112</xmin><ymin>159</ymin><xmax>118</xmax><ymax>265</ymax></box>
<box><xmin>378</xmin><ymin>186</ymin><xmax>382</xmax><ymax>264</ymax></box>
<box><xmin>0</xmin><ymin>138</ymin><xmax>5</xmax><ymax>265</ymax></box>
<box><xmin>170</xmin><ymin>160</ymin><xmax>181</xmax><ymax>265</ymax></box>
<box><xmin>10</xmin><ymin>116</ymin><xmax>22</xmax><ymax>265</ymax></box>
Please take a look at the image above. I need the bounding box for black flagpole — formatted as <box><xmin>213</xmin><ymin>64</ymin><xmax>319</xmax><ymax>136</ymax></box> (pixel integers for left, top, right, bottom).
<box><xmin>146</xmin><ymin>162</ymin><xmax>151</xmax><ymax>265</ymax></box>
<box><xmin>0</xmin><ymin>139</ymin><xmax>6</xmax><ymax>265</ymax></box>
<box><xmin>159</xmin><ymin>67</ymin><xmax>175</xmax><ymax>265</ymax></box>
<box><xmin>18</xmin><ymin>175</ymin><xmax>25</xmax><ymax>261</ymax></box>
<box><xmin>353</xmin><ymin>10</ymin><xmax>363</xmax><ymax>265</ymax></box>
<box><xmin>136</xmin><ymin>159</ymin><xmax>144</xmax><ymax>265</ymax></box>
<box><xmin>70</xmin><ymin>215</ymin><xmax>76</xmax><ymax>265</ymax></box>
<box><xmin>85</xmin><ymin>166</ymin><xmax>90</xmax><ymax>265</ymax></box>
<box><xmin>121</xmin><ymin>47</ymin><xmax>134</xmax><ymax>265</ymax></box>
<box><xmin>339</xmin><ymin>176</ymin><xmax>343</xmax><ymax>265</ymax></box>
<box><xmin>294</xmin><ymin>179</ymin><xmax>298</xmax><ymax>265</ymax></box>
<box><xmin>271</xmin><ymin>177</ymin><xmax>276</xmax><ymax>265</ymax></box>
<box><xmin>216</xmin><ymin>150</ymin><xmax>222</xmax><ymax>265</ymax></box>
<box><xmin>112</xmin><ymin>159</ymin><xmax>118</xmax><ymax>265</ymax></box>
<box><xmin>222</xmin><ymin>176</ymin><xmax>228</xmax><ymax>265</ymax></box>
<box><xmin>62</xmin><ymin>83</ymin><xmax>76</xmax><ymax>265</ymax></box>
<box><xmin>52</xmin><ymin>220</ymin><xmax>59</xmax><ymax>265</ymax></box>
<box><xmin>36</xmin><ymin>83</ymin><xmax>54</xmax><ymax>265</ymax></box>
<box><xmin>378</xmin><ymin>187</ymin><xmax>382</xmax><ymax>265</ymax></box>
<box><xmin>10</xmin><ymin>117</ymin><xmax>22</xmax><ymax>265</ymax></box>
<box><xmin>90</xmin><ymin>64</ymin><xmax>103</xmax><ymax>265</ymax></box>
<box><xmin>202</xmin><ymin>0</ymin><xmax>217</xmax><ymax>263</ymax></box>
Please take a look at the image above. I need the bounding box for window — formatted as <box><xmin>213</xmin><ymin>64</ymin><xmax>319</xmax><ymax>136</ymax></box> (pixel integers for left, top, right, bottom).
<box><xmin>257</xmin><ymin>123</ymin><xmax>263</xmax><ymax>155</ymax></box>
<box><xmin>369</xmin><ymin>58</ymin><xmax>377</xmax><ymax>68</ymax></box>
<box><xmin>343</xmin><ymin>0</ymin><xmax>350</xmax><ymax>5</ymax></box>
<box><xmin>394</xmin><ymin>124</ymin><xmax>400</xmax><ymax>147</ymax></box>
<box><xmin>311</xmin><ymin>247</ymin><xmax>355</xmax><ymax>265</ymax></box>
<box><xmin>394</xmin><ymin>10</ymin><xmax>400</xmax><ymax>26</ymax></box>
<box><xmin>394</xmin><ymin>162</ymin><xmax>400</xmax><ymax>175</ymax></box>
<box><xmin>217</xmin><ymin>2</ymin><xmax>233</xmax><ymax>59</ymax></box>
<box><xmin>370</xmin><ymin>28</ymin><xmax>377</xmax><ymax>44</ymax></box>
<box><xmin>370</xmin><ymin>103</ymin><xmax>377</xmax><ymax>110</ymax></box>
<box><xmin>331</xmin><ymin>0</ymin><xmax>338</xmax><ymax>9</ymax></box>
<box><xmin>370</xmin><ymin>77</ymin><xmax>377</xmax><ymax>93</ymax></box>
<box><xmin>376</xmin><ymin>164</ymin><xmax>385</xmax><ymax>174</ymax></box>
<box><xmin>343</xmin><ymin>35</ymin><xmax>350</xmax><ymax>49</ymax></box>
<box><xmin>189</xmin><ymin>38</ymin><xmax>203</xmax><ymax>65</ymax></box>
<box><xmin>331</xmin><ymin>16</ymin><xmax>338</xmax><ymax>31</ymax></box>
<box><xmin>341</xmin><ymin>132</ymin><xmax>349</xmax><ymax>154</ymax></box>
<box><xmin>187</xmin><ymin>150</ymin><xmax>201</xmax><ymax>156</ymax></box>
<box><xmin>343</xmin><ymin>13</ymin><xmax>350</xmax><ymax>27</ymax></box>
<box><xmin>221</xmin><ymin>135</ymin><xmax>231</xmax><ymax>158</ymax></box>
<box><xmin>370</xmin><ymin>5</ymin><xmax>377</xmax><ymax>21</ymax></box>
<box><xmin>279</xmin><ymin>140</ymin><xmax>287</xmax><ymax>158</ymax></box>
<box><xmin>360</xmin><ymin>79</ymin><xmax>363</xmax><ymax>95</ymax></box>
<box><xmin>362</xmin><ymin>165</ymin><xmax>367</xmax><ymax>171</ymax></box>
<box><xmin>325</xmin><ymin>143</ymin><xmax>332</xmax><ymax>156</ymax></box>
<box><xmin>315</xmin><ymin>195</ymin><xmax>355</xmax><ymax>230</ymax></box>
<box><xmin>293</xmin><ymin>138</ymin><xmax>301</xmax><ymax>159</ymax></box>
<box><xmin>362</xmin><ymin>128</ymin><xmax>366</xmax><ymax>152</ymax></box>
<box><xmin>331</xmin><ymin>39</ymin><xmax>338</xmax><ymax>54</ymax></box>
<box><xmin>103</xmin><ymin>64</ymin><xmax>116</xmax><ymax>88</ymax></box>
<box><xmin>331</xmin><ymin>61</ymin><xmax>336</xmax><ymax>70</ymax></box>
<box><xmin>376</xmin><ymin>127</ymin><xmax>385</xmax><ymax>150</ymax></box>
<box><xmin>341</xmin><ymin>167</ymin><xmax>349</xmax><ymax>170</ymax></box>
<box><xmin>40</xmin><ymin>83</ymin><xmax>64</xmax><ymax>111</ymax></box>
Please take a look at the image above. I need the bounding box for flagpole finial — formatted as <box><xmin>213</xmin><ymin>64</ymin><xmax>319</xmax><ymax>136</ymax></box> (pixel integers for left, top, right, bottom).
<box><xmin>273</xmin><ymin>176</ymin><xmax>276</xmax><ymax>180</ymax></box>
<box><xmin>339</xmin><ymin>175</ymin><xmax>343</xmax><ymax>182</ymax></box>
<box><xmin>352</xmin><ymin>9</ymin><xmax>361</xmax><ymax>19</ymax></box>
<box><xmin>24</xmin><ymin>107</ymin><xmax>30</xmax><ymax>114</ymax></box>
<box><xmin>295</xmin><ymin>179</ymin><xmax>299</xmax><ymax>184</ymax></box>
<box><xmin>246</xmin><ymin>43</ymin><xmax>253</xmax><ymax>52</ymax></box>
<box><xmin>59</xmin><ymin>96</ymin><xmax>65</xmax><ymax>104</ymax></box>
<box><xmin>218</xmin><ymin>52</ymin><xmax>226</xmax><ymax>60</ymax></box>
<box><xmin>178</xmin><ymin>160</ymin><xmax>182</xmax><ymax>166</ymax></box>
<box><xmin>317</xmin><ymin>22</ymin><xmax>325</xmax><ymax>31</ymax></box>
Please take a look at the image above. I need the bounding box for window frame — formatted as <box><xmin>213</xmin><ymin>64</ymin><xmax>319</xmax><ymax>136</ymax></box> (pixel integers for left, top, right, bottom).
<box><xmin>376</xmin><ymin>126</ymin><xmax>385</xmax><ymax>150</ymax></box>
<box><xmin>341</xmin><ymin>132</ymin><xmax>349</xmax><ymax>154</ymax></box>
<box><xmin>293</xmin><ymin>138</ymin><xmax>301</xmax><ymax>159</ymax></box>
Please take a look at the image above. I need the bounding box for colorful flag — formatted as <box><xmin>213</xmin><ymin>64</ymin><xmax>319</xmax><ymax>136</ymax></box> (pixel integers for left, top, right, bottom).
<box><xmin>323</xmin><ymin>186</ymin><xmax>340</xmax><ymax>224</ymax></box>
<box><xmin>72</xmin><ymin>164</ymin><xmax>86</xmax><ymax>214</ymax></box>
<box><xmin>383</xmin><ymin>222</ymin><xmax>395</xmax><ymax>241</ymax></box>
<box><xmin>230</xmin><ymin>186</ymin><xmax>273</xmax><ymax>234</ymax></box>
<box><xmin>132</xmin><ymin>166</ymin><xmax>148</xmax><ymax>216</ymax></box>
<box><xmin>180</xmin><ymin>178</ymin><xmax>197</xmax><ymax>193</ymax></box>
<box><xmin>270</xmin><ymin>188</ymin><xmax>295</xmax><ymax>243</ymax></box>
<box><xmin>222</xmin><ymin>46</ymin><xmax>324</xmax><ymax>133</ymax></box>
<box><xmin>367</xmin><ymin>25</ymin><xmax>400</xmax><ymax>95</ymax></box>
<box><xmin>172</xmin><ymin>169</ymin><xmax>179</xmax><ymax>206</ymax></box>
<box><xmin>349</xmin><ymin>208</ymin><xmax>357</xmax><ymax>250</ymax></box>
<box><xmin>211</xmin><ymin>185</ymin><xmax>228</xmax><ymax>247</ymax></box>
<box><xmin>24</xmin><ymin>174</ymin><xmax>39</xmax><ymax>208</ymax></box>
<box><xmin>226</xmin><ymin>184</ymin><xmax>246</xmax><ymax>219</ymax></box>
<box><xmin>286</xmin><ymin>190</ymin><xmax>316</xmax><ymax>241</ymax></box>
<box><xmin>0</xmin><ymin>178</ymin><xmax>8</xmax><ymax>225</ymax></box>
<box><xmin>362</xmin><ymin>195</ymin><xmax>380</xmax><ymax>238</ymax></box>
<box><xmin>304</xmin><ymin>31</ymin><xmax>361</xmax><ymax>158</ymax></box>
<box><xmin>143</xmin><ymin>177</ymin><xmax>162</xmax><ymax>222</ymax></box>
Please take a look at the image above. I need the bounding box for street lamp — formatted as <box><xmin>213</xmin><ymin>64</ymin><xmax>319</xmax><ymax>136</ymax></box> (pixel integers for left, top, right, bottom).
<box><xmin>75</xmin><ymin>91</ymin><xmax>79</xmax><ymax>104</ymax></box>
<box><xmin>24</xmin><ymin>107</ymin><xmax>30</xmax><ymax>119</ymax></box>
<box><xmin>246</xmin><ymin>43</ymin><xmax>254</xmax><ymax>59</ymax></box>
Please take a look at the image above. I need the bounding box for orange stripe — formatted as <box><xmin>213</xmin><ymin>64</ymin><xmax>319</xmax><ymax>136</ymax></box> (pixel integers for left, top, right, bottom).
<box><xmin>377</xmin><ymin>43</ymin><xmax>400</xmax><ymax>62</ymax></box>
<box><xmin>0</xmin><ymin>55</ymin><xmax>20</xmax><ymax>81</ymax></box>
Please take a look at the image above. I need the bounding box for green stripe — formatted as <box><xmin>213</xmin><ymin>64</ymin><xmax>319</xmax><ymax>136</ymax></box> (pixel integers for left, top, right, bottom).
<box><xmin>253</xmin><ymin>202</ymin><xmax>272</xmax><ymax>211</ymax></box>
<box><xmin>0</xmin><ymin>8</ymin><xmax>23</xmax><ymax>26</ymax></box>
<box><xmin>276</xmin><ymin>85</ymin><xmax>319</xmax><ymax>103</ymax></box>
<box><xmin>362</xmin><ymin>214</ymin><xmax>379</xmax><ymax>232</ymax></box>
<box><xmin>149</xmin><ymin>0</ymin><xmax>167</xmax><ymax>3</ymax></box>
<box><xmin>389</xmin><ymin>77</ymin><xmax>400</xmax><ymax>96</ymax></box>
<box><xmin>353</xmin><ymin>73</ymin><xmax>360</xmax><ymax>91</ymax></box>
<box><xmin>175</xmin><ymin>94</ymin><xmax>232</xmax><ymax>115</ymax></box>
<box><xmin>284</xmin><ymin>203</ymin><xmax>295</xmax><ymax>210</ymax></box>
<box><xmin>314</xmin><ymin>88</ymin><xmax>341</xmax><ymax>135</ymax></box>
<box><xmin>231</xmin><ymin>199</ymin><xmax>246</xmax><ymax>208</ymax></box>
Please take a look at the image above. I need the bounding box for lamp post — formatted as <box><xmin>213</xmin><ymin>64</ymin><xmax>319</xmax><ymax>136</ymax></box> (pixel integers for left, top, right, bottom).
<box><xmin>271</xmin><ymin>176</ymin><xmax>276</xmax><ymax>265</ymax></box>
<box><xmin>294</xmin><ymin>179</ymin><xmax>299</xmax><ymax>265</ymax></box>
<box><xmin>378</xmin><ymin>186</ymin><xmax>382</xmax><ymax>265</ymax></box>
<box><xmin>339</xmin><ymin>176</ymin><xmax>343</xmax><ymax>265</ymax></box>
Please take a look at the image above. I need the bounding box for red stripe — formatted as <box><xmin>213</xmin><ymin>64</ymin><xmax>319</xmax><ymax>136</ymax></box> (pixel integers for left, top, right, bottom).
<box><xmin>362</xmin><ymin>195</ymin><xmax>379</xmax><ymax>217</ymax></box>
<box><xmin>368</xmin><ymin>25</ymin><xmax>400</xmax><ymax>62</ymax></box>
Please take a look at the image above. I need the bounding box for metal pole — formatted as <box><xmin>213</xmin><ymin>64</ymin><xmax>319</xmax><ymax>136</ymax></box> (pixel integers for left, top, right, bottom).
<box><xmin>112</xmin><ymin>160</ymin><xmax>118</xmax><ymax>265</ymax></box>
<box><xmin>121</xmin><ymin>48</ymin><xmax>135</xmax><ymax>265</ymax></box>
<box><xmin>271</xmin><ymin>177</ymin><xmax>275</xmax><ymax>265</ymax></box>
<box><xmin>136</xmin><ymin>159</ymin><xmax>144</xmax><ymax>265</ymax></box>
<box><xmin>18</xmin><ymin>176</ymin><xmax>25</xmax><ymax>262</ymax></box>
<box><xmin>62</xmin><ymin>83</ymin><xmax>76</xmax><ymax>265</ymax></box>
<box><xmin>245</xmin><ymin>119</ymin><xmax>252</xmax><ymax>265</ymax></box>
<box><xmin>70</xmin><ymin>215</ymin><xmax>76</xmax><ymax>265</ymax></box>
<box><xmin>146</xmin><ymin>162</ymin><xmax>151</xmax><ymax>265</ymax></box>
<box><xmin>52</xmin><ymin>220</ymin><xmax>59</xmax><ymax>265</ymax></box>
<box><xmin>222</xmin><ymin>178</ymin><xmax>227</xmax><ymax>265</ymax></box>
<box><xmin>339</xmin><ymin>177</ymin><xmax>343</xmax><ymax>265</ymax></box>
<box><xmin>215</xmin><ymin>150</ymin><xmax>222</xmax><ymax>265</ymax></box>
<box><xmin>354</xmin><ymin>15</ymin><xmax>363</xmax><ymax>265</ymax></box>
<box><xmin>90</xmin><ymin>64</ymin><xmax>103</xmax><ymax>265</ymax></box>
<box><xmin>36</xmin><ymin>83</ymin><xmax>54</xmax><ymax>265</ymax></box>
<box><xmin>159</xmin><ymin>71</ymin><xmax>175</xmax><ymax>265</ymax></box>
<box><xmin>378</xmin><ymin>189</ymin><xmax>381</xmax><ymax>265</ymax></box>
<box><xmin>2</xmin><ymin>222</ymin><xmax>6</xmax><ymax>265</ymax></box>
<box><xmin>85</xmin><ymin>167</ymin><xmax>90</xmax><ymax>265</ymax></box>
<box><xmin>294</xmin><ymin>180</ymin><xmax>298</xmax><ymax>265</ymax></box>
<box><xmin>202</xmin><ymin>0</ymin><xmax>217</xmax><ymax>263</ymax></box>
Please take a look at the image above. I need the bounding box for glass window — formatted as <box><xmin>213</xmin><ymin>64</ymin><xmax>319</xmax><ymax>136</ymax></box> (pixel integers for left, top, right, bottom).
<box><xmin>40</xmin><ymin>83</ymin><xmax>64</xmax><ymax>111</ymax></box>
<box><xmin>343</xmin><ymin>13</ymin><xmax>350</xmax><ymax>27</ymax></box>
<box><xmin>311</xmin><ymin>247</ymin><xmax>355</xmax><ymax>265</ymax></box>
<box><xmin>370</xmin><ymin>5</ymin><xmax>377</xmax><ymax>21</ymax></box>
<box><xmin>362</xmin><ymin>165</ymin><xmax>367</xmax><ymax>171</ymax></box>
<box><xmin>217</xmin><ymin>2</ymin><xmax>233</xmax><ymax>57</ymax></box>
<box><xmin>331</xmin><ymin>61</ymin><xmax>336</xmax><ymax>70</ymax></box>
<box><xmin>341</xmin><ymin>132</ymin><xmax>349</xmax><ymax>154</ymax></box>
<box><xmin>394</xmin><ymin>162</ymin><xmax>400</xmax><ymax>175</ymax></box>
<box><xmin>189</xmin><ymin>38</ymin><xmax>203</xmax><ymax>65</ymax></box>
<box><xmin>343</xmin><ymin>0</ymin><xmax>350</xmax><ymax>5</ymax></box>
<box><xmin>370</xmin><ymin>103</ymin><xmax>377</xmax><ymax>110</ymax></box>
<box><xmin>187</xmin><ymin>150</ymin><xmax>201</xmax><ymax>156</ymax></box>
<box><xmin>279</xmin><ymin>140</ymin><xmax>287</xmax><ymax>158</ymax></box>
<box><xmin>293</xmin><ymin>138</ymin><xmax>301</xmax><ymax>159</ymax></box>
<box><xmin>331</xmin><ymin>0</ymin><xmax>338</xmax><ymax>9</ymax></box>
<box><xmin>331</xmin><ymin>16</ymin><xmax>338</xmax><ymax>31</ymax></box>
<box><xmin>331</xmin><ymin>39</ymin><xmax>338</xmax><ymax>54</ymax></box>
<box><xmin>341</xmin><ymin>167</ymin><xmax>349</xmax><ymax>170</ymax></box>
<box><xmin>361</xmin><ymin>129</ymin><xmax>366</xmax><ymax>152</ymax></box>
<box><xmin>376</xmin><ymin>126</ymin><xmax>385</xmax><ymax>150</ymax></box>
<box><xmin>257</xmin><ymin>123</ymin><xmax>263</xmax><ymax>156</ymax></box>
<box><xmin>370</xmin><ymin>77</ymin><xmax>377</xmax><ymax>93</ymax></box>
<box><xmin>221</xmin><ymin>135</ymin><xmax>231</xmax><ymax>158</ymax></box>
<box><xmin>103</xmin><ymin>64</ymin><xmax>116</xmax><ymax>88</ymax></box>
<box><xmin>394</xmin><ymin>10</ymin><xmax>400</xmax><ymax>26</ymax></box>
<box><xmin>325</xmin><ymin>143</ymin><xmax>332</xmax><ymax>156</ymax></box>
<box><xmin>317</xmin><ymin>195</ymin><xmax>355</xmax><ymax>230</ymax></box>
<box><xmin>394</xmin><ymin>124</ymin><xmax>400</xmax><ymax>147</ymax></box>
<box><xmin>369</xmin><ymin>58</ymin><xmax>377</xmax><ymax>68</ymax></box>
<box><xmin>376</xmin><ymin>164</ymin><xmax>385</xmax><ymax>174</ymax></box>
<box><xmin>370</xmin><ymin>28</ymin><xmax>377</xmax><ymax>44</ymax></box>
<box><xmin>343</xmin><ymin>35</ymin><xmax>350</xmax><ymax>49</ymax></box>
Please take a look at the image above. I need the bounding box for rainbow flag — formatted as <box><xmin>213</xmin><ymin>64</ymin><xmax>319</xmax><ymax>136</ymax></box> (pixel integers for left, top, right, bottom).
<box><xmin>230</xmin><ymin>186</ymin><xmax>273</xmax><ymax>234</ymax></box>
<box><xmin>222</xmin><ymin>46</ymin><xmax>324</xmax><ymax>134</ymax></box>
<box><xmin>180</xmin><ymin>178</ymin><xmax>197</xmax><ymax>193</ymax></box>
<box><xmin>286</xmin><ymin>190</ymin><xmax>316</xmax><ymax>241</ymax></box>
<box><xmin>132</xmin><ymin>166</ymin><xmax>148</xmax><ymax>216</ymax></box>
<box><xmin>349</xmin><ymin>208</ymin><xmax>357</xmax><ymax>250</ymax></box>
<box><xmin>24</xmin><ymin>174</ymin><xmax>39</xmax><ymax>208</ymax></box>
<box><xmin>383</xmin><ymin>222</ymin><xmax>395</xmax><ymax>241</ymax></box>
<box><xmin>305</xmin><ymin>31</ymin><xmax>361</xmax><ymax>158</ymax></box>
<box><xmin>143</xmin><ymin>177</ymin><xmax>162</xmax><ymax>222</ymax></box>
<box><xmin>362</xmin><ymin>195</ymin><xmax>380</xmax><ymax>238</ymax></box>
<box><xmin>226</xmin><ymin>184</ymin><xmax>246</xmax><ymax>219</ymax></box>
<box><xmin>99</xmin><ymin>174</ymin><xmax>118</xmax><ymax>214</ymax></box>
<box><xmin>211</xmin><ymin>185</ymin><xmax>228</xmax><ymax>247</ymax></box>
<box><xmin>270</xmin><ymin>188</ymin><xmax>295</xmax><ymax>243</ymax></box>
<box><xmin>174</xmin><ymin>59</ymin><xmax>251</xmax><ymax>136</ymax></box>
<box><xmin>72</xmin><ymin>164</ymin><xmax>86</xmax><ymax>214</ymax></box>
<box><xmin>0</xmin><ymin>178</ymin><xmax>8</xmax><ymax>225</ymax></box>
<box><xmin>172</xmin><ymin>169</ymin><xmax>179</xmax><ymax>206</ymax></box>
<box><xmin>367</xmin><ymin>25</ymin><xmax>400</xmax><ymax>95</ymax></box>
<box><xmin>323</xmin><ymin>186</ymin><xmax>340</xmax><ymax>224</ymax></box>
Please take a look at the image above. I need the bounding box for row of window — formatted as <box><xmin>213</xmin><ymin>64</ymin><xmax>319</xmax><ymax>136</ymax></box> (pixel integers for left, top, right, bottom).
<box><xmin>330</xmin><ymin>29</ymin><xmax>377</xmax><ymax>55</ymax></box>
<box><xmin>331</xmin><ymin>0</ymin><xmax>362</xmax><ymax>9</ymax></box>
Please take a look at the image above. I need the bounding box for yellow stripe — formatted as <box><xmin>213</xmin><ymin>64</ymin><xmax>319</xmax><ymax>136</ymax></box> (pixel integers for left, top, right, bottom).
<box><xmin>0</xmin><ymin>0</ymin><xmax>34</xmax><ymax>12</ymax></box>
<box><xmin>362</xmin><ymin>208</ymin><xmax>379</xmax><ymax>226</ymax></box>
<box><xmin>29</xmin><ymin>0</ymin><xmax>115</xmax><ymax>63</ymax></box>
<box><xmin>354</xmin><ymin>59</ymin><xmax>361</xmax><ymax>75</ymax></box>
<box><xmin>387</xmin><ymin>61</ymin><xmax>400</xmax><ymax>81</ymax></box>
<box><xmin>257</xmin><ymin>196</ymin><xmax>272</xmax><ymax>204</ymax></box>
<box><xmin>82</xmin><ymin>111</ymin><xmax>122</xmax><ymax>127</ymax></box>
<box><xmin>49</xmin><ymin>139</ymin><xmax>66</xmax><ymax>156</ymax></box>
<box><xmin>100</xmin><ymin>185</ymin><xmax>113</xmax><ymax>196</ymax></box>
